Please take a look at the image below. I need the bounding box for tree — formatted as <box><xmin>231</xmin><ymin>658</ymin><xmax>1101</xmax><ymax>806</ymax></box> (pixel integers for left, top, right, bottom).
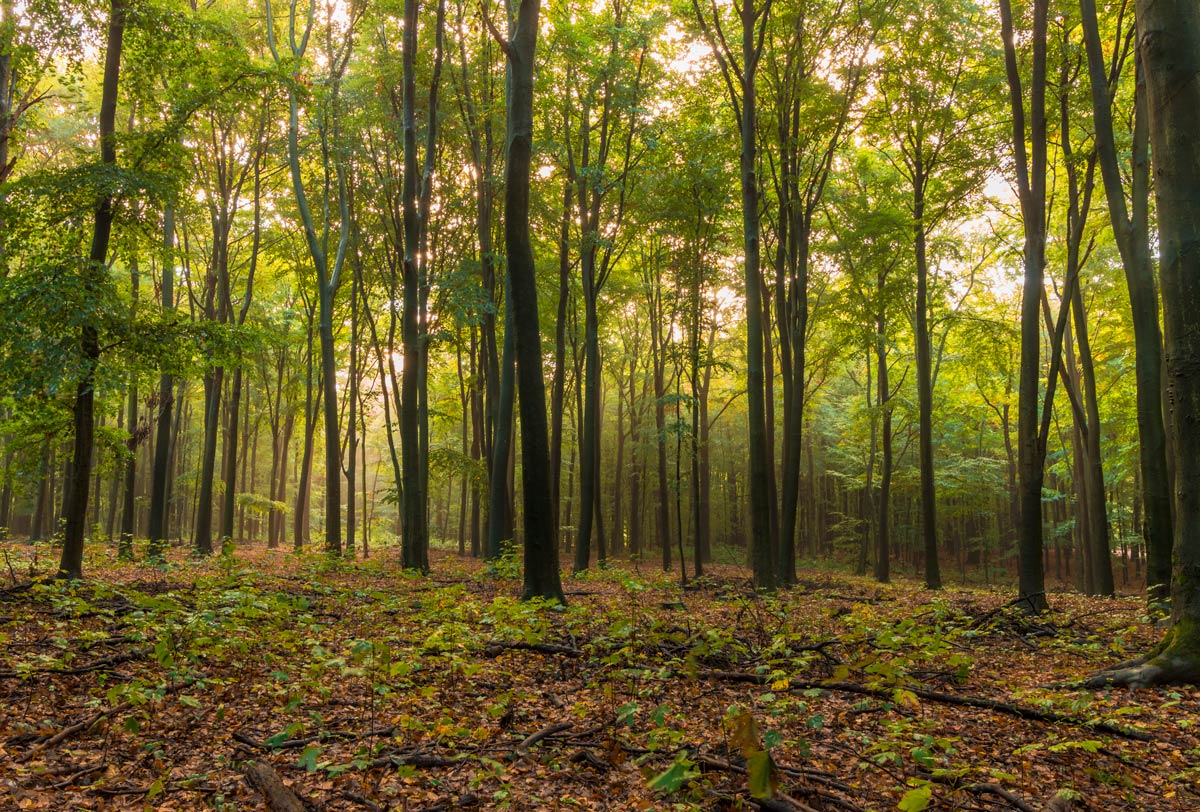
<box><xmin>265</xmin><ymin>0</ymin><xmax>359</xmax><ymax>556</ymax></box>
<box><xmin>875</xmin><ymin>0</ymin><xmax>995</xmax><ymax>590</ymax></box>
<box><xmin>999</xmin><ymin>0</ymin><xmax>1052</xmax><ymax>612</ymax></box>
<box><xmin>1086</xmin><ymin>0</ymin><xmax>1200</xmax><ymax>686</ymax></box>
<box><xmin>489</xmin><ymin>0</ymin><xmax>565</xmax><ymax>603</ymax></box>
<box><xmin>399</xmin><ymin>0</ymin><xmax>447</xmax><ymax>572</ymax></box>
<box><xmin>56</xmin><ymin>0</ymin><xmax>126</xmax><ymax>580</ymax></box>
<box><xmin>692</xmin><ymin>0</ymin><xmax>776</xmax><ymax>590</ymax></box>
<box><xmin>1078</xmin><ymin>0</ymin><xmax>1172</xmax><ymax>601</ymax></box>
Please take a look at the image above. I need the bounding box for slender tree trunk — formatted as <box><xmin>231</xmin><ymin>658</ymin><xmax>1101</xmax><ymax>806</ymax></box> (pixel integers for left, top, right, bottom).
<box><xmin>1072</xmin><ymin>284</ymin><xmax>1115</xmax><ymax>595</ymax></box>
<box><xmin>551</xmin><ymin>176</ymin><xmax>571</xmax><ymax>544</ymax></box>
<box><xmin>733</xmin><ymin>0</ymin><xmax>776</xmax><ymax>589</ymax></box>
<box><xmin>651</xmin><ymin>294</ymin><xmax>671</xmax><ymax>572</ymax></box>
<box><xmin>875</xmin><ymin>296</ymin><xmax>893</xmax><ymax>584</ymax></box>
<box><xmin>914</xmin><ymin>177</ymin><xmax>941</xmax><ymax>590</ymax></box>
<box><xmin>999</xmin><ymin>0</ymin><xmax>1050</xmax><ymax>612</ymax></box>
<box><xmin>57</xmin><ymin>0</ymin><xmax>125</xmax><ymax>579</ymax></box>
<box><xmin>148</xmin><ymin>207</ymin><xmax>176</xmax><ymax>561</ymax></box>
<box><xmin>487</xmin><ymin>289</ymin><xmax>515</xmax><ymax>560</ymax></box>
<box><xmin>613</xmin><ymin>372</ymin><xmax>625</xmax><ymax>557</ymax></box>
<box><xmin>1079</xmin><ymin>0</ymin><xmax>1173</xmax><ymax>601</ymax></box>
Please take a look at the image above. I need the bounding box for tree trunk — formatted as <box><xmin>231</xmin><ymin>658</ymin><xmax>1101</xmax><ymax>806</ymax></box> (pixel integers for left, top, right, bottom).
<box><xmin>1087</xmin><ymin>0</ymin><xmax>1200</xmax><ymax>685</ymax></box>
<box><xmin>1079</xmin><ymin>0</ymin><xmax>1173</xmax><ymax>601</ymax></box>
<box><xmin>503</xmin><ymin>0</ymin><xmax>565</xmax><ymax>603</ymax></box>
<box><xmin>875</xmin><ymin>296</ymin><xmax>894</xmax><ymax>584</ymax></box>
<box><xmin>57</xmin><ymin>0</ymin><xmax>125</xmax><ymax>579</ymax></box>
<box><xmin>914</xmin><ymin>175</ymin><xmax>941</xmax><ymax>590</ymax></box>
<box><xmin>550</xmin><ymin>176</ymin><xmax>571</xmax><ymax>543</ymax></box>
<box><xmin>999</xmin><ymin>0</ymin><xmax>1050</xmax><ymax>612</ymax></box>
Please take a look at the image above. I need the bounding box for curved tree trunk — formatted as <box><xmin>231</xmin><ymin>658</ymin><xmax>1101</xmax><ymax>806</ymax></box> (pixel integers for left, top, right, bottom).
<box><xmin>1088</xmin><ymin>0</ymin><xmax>1200</xmax><ymax>686</ymax></box>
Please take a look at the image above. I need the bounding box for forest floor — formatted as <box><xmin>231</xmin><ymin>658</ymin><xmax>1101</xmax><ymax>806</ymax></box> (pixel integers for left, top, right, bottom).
<box><xmin>1</xmin><ymin>542</ymin><xmax>1197</xmax><ymax>812</ymax></box>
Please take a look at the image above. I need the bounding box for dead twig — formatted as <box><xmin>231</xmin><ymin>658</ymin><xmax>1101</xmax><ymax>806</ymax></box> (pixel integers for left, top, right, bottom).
<box><xmin>17</xmin><ymin>701</ymin><xmax>132</xmax><ymax>762</ymax></box>
<box><xmin>483</xmin><ymin>640</ymin><xmax>583</xmax><ymax>658</ymax></box>
<box><xmin>696</xmin><ymin>670</ymin><xmax>1152</xmax><ymax>741</ymax></box>
<box><xmin>515</xmin><ymin>722</ymin><xmax>573</xmax><ymax>754</ymax></box>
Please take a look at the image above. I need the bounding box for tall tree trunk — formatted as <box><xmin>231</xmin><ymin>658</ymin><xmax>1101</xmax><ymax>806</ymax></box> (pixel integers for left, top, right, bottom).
<box><xmin>1087</xmin><ymin>0</ymin><xmax>1200</xmax><ymax>685</ymax></box>
<box><xmin>57</xmin><ymin>0</ymin><xmax>125</xmax><ymax>579</ymax></box>
<box><xmin>497</xmin><ymin>0</ymin><xmax>564</xmax><ymax>603</ymax></box>
<box><xmin>487</xmin><ymin>288</ymin><xmax>515</xmax><ymax>560</ymax></box>
<box><xmin>148</xmin><ymin>207</ymin><xmax>176</xmax><ymax>561</ymax></box>
<box><xmin>550</xmin><ymin>176</ymin><xmax>572</xmax><ymax>543</ymax></box>
<box><xmin>914</xmin><ymin>174</ymin><xmax>941</xmax><ymax>590</ymax></box>
<box><xmin>399</xmin><ymin>0</ymin><xmax>444</xmax><ymax>572</ymax></box>
<box><xmin>1079</xmin><ymin>0</ymin><xmax>1173</xmax><ymax>601</ymax></box>
<box><xmin>1071</xmin><ymin>284</ymin><xmax>1115</xmax><ymax>595</ymax></box>
<box><xmin>999</xmin><ymin>0</ymin><xmax>1050</xmax><ymax>612</ymax></box>
<box><xmin>875</xmin><ymin>292</ymin><xmax>893</xmax><ymax>584</ymax></box>
<box><xmin>650</xmin><ymin>286</ymin><xmax>671</xmax><ymax>572</ymax></box>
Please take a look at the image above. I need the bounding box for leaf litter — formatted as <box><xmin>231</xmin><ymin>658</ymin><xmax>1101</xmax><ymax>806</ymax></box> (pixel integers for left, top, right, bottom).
<box><xmin>1</xmin><ymin>542</ymin><xmax>1197</xmax><ymax>812</ymax></box>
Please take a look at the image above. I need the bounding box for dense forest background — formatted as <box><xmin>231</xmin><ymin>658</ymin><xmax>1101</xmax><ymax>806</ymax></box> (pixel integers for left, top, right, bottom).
<box><xmin>0</xmin><ymin>0</ymin><xmax>1185</xmax><ymax>606</ymax></box>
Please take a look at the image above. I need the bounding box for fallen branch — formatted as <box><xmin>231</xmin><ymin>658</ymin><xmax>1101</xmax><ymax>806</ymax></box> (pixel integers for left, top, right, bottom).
<box><xmin>341</xmin><ymin>790</ymin><xmax>384</xmax><ymax>811</ymax></box>
<box><xmin>964</xmin><ymin>783</ymin><xmax>1038</xmax><ymax>812</ymax></box>
<box><xmin>46</xmin><ymin>762</ymin><xmax>106</xmax><ymax>789</ymax></box>
<box><xmin>0</xmin><ymin>651</ymin><xmax>138</xmax><ymax>679</ymax></box>
<box><xmin>368</xmin><ymin>750</ymin><xmax>469</xmax><ymax>769</ymax></box>
<box><xmin>242</xmin><ymin>760</ymin><xmax>307</xmax><ymax>812</ymax></box>
<box><xmin>695</xmin><ymin>670</ymin><xmax>1152</xmax><ymax>741</ymax></box>
<box><xmin>232</xmin><ymin>726</ymin><xmax>395</xmax><ymax>751</ymax></box>
<box><xmin>515</xmin><ymin>722</ymin><xmax>573</xmax><ymax>754</ymax></box>
<box><xmin>483</xmin><ymin>640</ymin><xmax>582</xmax><ymax>658</ymax></box>
<box><xmin>18</xmin><ymin>702</ymin><xmax>132</xmax><ymax>762</ymax></box>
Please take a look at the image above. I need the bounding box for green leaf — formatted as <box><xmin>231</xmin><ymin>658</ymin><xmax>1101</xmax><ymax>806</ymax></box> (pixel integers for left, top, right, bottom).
<box><xmin>178</xmin><ymin>695</ymin><xmax>202</xmax><ymax>708</ymax></box>
<box><xmin>647</xmin><ymin>757</ymin><xmax>697</xmax><ymax>794</ymax></box>
<box><xmin>298</xmin><ymin>744</ymin><xmax>322</xmax><ymax>772</ymax></box>
<box><xmin>746</xmin><ymin>750</ymin><xmax>779</xmax><ymax>799</ymax></box>
<box><xmin>898</xmin><ymin>784</ymin><xmax>933</xmax><ymax>812</ymax></box>
<box><xmin>147</xmin><ymin>778</ymin><xmax>164</xmax><ymax>799</ymax></box>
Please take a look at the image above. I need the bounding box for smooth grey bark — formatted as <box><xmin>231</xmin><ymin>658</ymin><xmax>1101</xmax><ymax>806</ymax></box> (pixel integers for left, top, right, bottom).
<box><xmin>875</xmin><ymin>286</ymin><xmax>894</xmax><ymax>584</ymax></box>
<box><xmin>266</xmin><ymin>0</ymin><xmax>355</xmax><ymax>556</ymax></box>
<box><xmin>218</xmin><ymin>138</ymin><xmax>263</xmax><ymax>547</ymax></box>
<box><xmin>451</xmin><ymin>8</ymin><xmax>502</xmax><ymax>556</ymax></box>
<box><xmin>692</xmin><ymin>0</ymin><xmax>776</xmax><ymax>588</ymax></box>
<box><xmin>118</xmin><ymin>256</ymin><xmax>140</xmax><ymax>560</ymax></box>
<box><xmin>399</xmin><ymin>0</ymin><xmax>445</xmax><ymax>572</ymax></box>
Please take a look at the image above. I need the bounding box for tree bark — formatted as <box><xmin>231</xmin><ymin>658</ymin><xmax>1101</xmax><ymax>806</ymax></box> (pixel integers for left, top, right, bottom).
<box><xmin>1087</xmin><ymin>0</ymin><xmax>1200</xmax><ymax>685</ymax></box>
<box><xmin>500</xmin><ymin>0</ymin><xmax>565</xmax><ymax>603</ymax></box>
<box><xmin>57</xmin><ymin>0</ymin><xmax>125</xmax><ymax>580</ymax></box>
<box><xmin>1079</xmin><ymin>0</ymin><xmax>1173</xmax><ymax>601</ymax></box>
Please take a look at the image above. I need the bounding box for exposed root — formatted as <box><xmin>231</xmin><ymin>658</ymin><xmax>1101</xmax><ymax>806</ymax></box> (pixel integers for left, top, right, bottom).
<box><xmin>1083</xmin><ymin>627</ymin><xmax>1200</xmax><ymax>688</ymax></box>
<box><xmin>1082</xmin><ymin>654</ymin><xmax>1200</xmax><ymax>688</ymax></box>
